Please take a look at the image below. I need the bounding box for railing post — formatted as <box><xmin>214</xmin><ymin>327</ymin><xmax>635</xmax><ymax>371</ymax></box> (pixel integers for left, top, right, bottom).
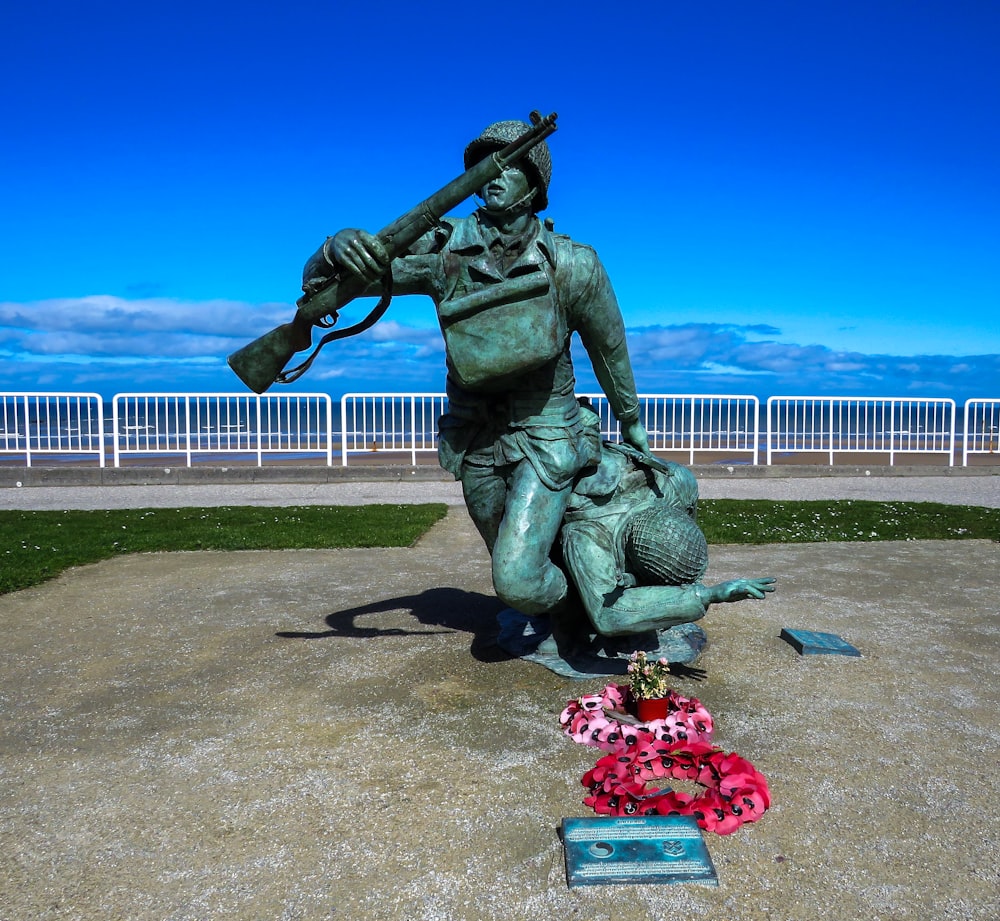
<box><xmin>341</xmin><ymin>395</ymin><xmax>349</xmax><ymax>466</ymax></box>
<box><xmin>751</xmin><ymin>398</ymin><xmax>760</xmax><ymax>466</ymax></box>
<box><xmin>184</xmin><ymin>396</ymin><xmax>192</xmax><ymax>467</ymax></box>
<box><xmin>765</xmin><ymin>398</ymin><xmax>774</xmax><ymax>466</ymax></box>
<box><xmin>889</xmin><ymin>399</ymin><xmax>896</xmax><ymax>467</ymax></box>
<box><xmin>255</xmin><ymin>396</ymin><xmax>263</xmax><ymax>467</ymax></box>
<box><xmin>22</xmin><ymin>395</ymin><xmax>32</xmax><ymax>468</ymax></box>
<box><xmin>827</xmin><ymin>399</ymin><xmax>834</xmax><ymax>465</ymax></box>
<box><xmin>963</xmin><ymin>400</ymin><xmax>970</xmax><ymax>467</ymax></box>
<box><xmin>325</xmin><ymin>396</ymin><xmax>333</xmax><ymax>467</ymax></box>
<box><xmin>687</xmin><ymin>397</ymin><xmax>695</xmax><ymax>465</ymax></box>
<box><xmin>95</xmin><ymin>397</ymin><xmax>105</xmax><ymax>468</ymax></box>
<box><xmin>410</xmin><ymin>395</ymin><xmax>416</xmax><ymax>466</ymax></box>
<box><xmin>947</xmin><ymin>401</ymin><xmax>956</xmax><ymax>467</ymax></box>
<box><xmin>113</xmin><ymin>396</ymin><xmax>120</xmax><ymax>467</ymax></box>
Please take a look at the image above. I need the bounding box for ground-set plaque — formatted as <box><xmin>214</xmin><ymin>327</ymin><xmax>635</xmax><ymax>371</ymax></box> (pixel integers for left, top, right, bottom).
<box><xmin>561</xmin><ymin>815</ymin><xmax>718</xmax><ymax>887</ymax></box>
<box><xmin>780</xmin><ymin>628</ymin><xmax>861</xmax><ymax>656</ymax></box>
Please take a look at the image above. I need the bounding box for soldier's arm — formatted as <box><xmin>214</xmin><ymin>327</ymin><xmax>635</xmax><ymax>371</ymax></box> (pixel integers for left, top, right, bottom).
<box><xmin>302</xmin><ymin>226</ymin><xmax>449</xmax><ymax>300</ymax></box>
<box><xmin>567</xmin><ymin>245</ymin><xmax>650</xmax><ymax>454</ymax></box>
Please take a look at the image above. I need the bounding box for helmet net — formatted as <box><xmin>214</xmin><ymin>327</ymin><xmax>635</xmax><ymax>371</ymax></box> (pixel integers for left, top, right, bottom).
<box><xmin>624</xmin><ymin>505</ymin><xmax>709</xmax><ymax>585</ymax></box>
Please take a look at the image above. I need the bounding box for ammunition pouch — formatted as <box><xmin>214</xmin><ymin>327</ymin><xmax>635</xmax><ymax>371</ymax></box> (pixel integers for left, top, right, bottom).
<box><xmin>437</xmin><ymin>268</ymin><xmax>564</xmax><ymax>391</ymax></box>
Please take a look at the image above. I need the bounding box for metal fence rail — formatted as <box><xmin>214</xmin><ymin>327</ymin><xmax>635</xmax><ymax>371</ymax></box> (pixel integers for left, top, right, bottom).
<box><xmin>112</xmin><ymin>393</ymin><xmax>335</xmax><ymax>467</ymax></box>
<box><xmin>3</xmin><ymin>390</ymin><xmax>998</xmax><ymax>468</ymax></box>
<box><xmin>963</xmin><ymin>398</ymin><xmax>1000</xmax><ymax>466</ymax></box>
<box><xmin>766</xmin><ymin>396</ymin><xmax>957</xmax><ymax>466</ymax></box>
<box><xmin>340</xmin><ymin>393</ymin><xmax>449</xmax><ymax>466</ymax></box>
<box><xmin>0</xmin><ymin>392</ymin><xmax>105</xmax><ymax>467</ymax></box>
<box><xmin>340</xmin><ymin>392</ymin><xmax>759</xmax><ymax>466</ymax></box>
<box><xmin>581</xmin><ymin>393</ymin><xmax>759</xmax><ymax>464</ymax></box>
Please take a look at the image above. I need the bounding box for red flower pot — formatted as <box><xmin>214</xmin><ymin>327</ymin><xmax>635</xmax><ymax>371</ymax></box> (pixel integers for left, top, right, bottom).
<box><xmin>635</xmin><ymin>697</ymin><xmax>670</xmax><ymax>722</ymax></box>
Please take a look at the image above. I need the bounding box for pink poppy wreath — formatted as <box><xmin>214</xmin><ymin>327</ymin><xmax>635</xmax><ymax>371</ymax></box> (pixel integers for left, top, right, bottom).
<box><xmin>559</xmin><ymin>682</ymin><xmax>714</xmax><ymax>752</ymax></box>
<box><xmin>560</xmin><ymin>683</ymin><xmax>771</xmax><ymax>836</ymax></box>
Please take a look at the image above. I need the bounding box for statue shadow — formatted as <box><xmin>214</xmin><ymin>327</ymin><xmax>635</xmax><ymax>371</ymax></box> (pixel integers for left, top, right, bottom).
<box><xmin>668</xmin><ymin>662</ymin><xmax>708</xmax><ymax>682</ymax></box>
<box><xmin>275</xmin><ymin>587</ymin><xmax>512</xmax><ymax>663</ymax></box>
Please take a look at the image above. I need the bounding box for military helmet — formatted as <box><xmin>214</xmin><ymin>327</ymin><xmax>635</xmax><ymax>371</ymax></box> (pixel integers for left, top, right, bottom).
<box><xmin>464</xmin><ymin>120</ymin><xmax>552</xmax><ymax>211</ymax></box>
<box><xmin>623</xmin><ymin>505</ymin><xmax>709</xmax><ymax>586</ymax></box>
<box><xmin>664</xmin><ymin>463</ymin><xmax>699</xmax><ymax>518</ymax></box>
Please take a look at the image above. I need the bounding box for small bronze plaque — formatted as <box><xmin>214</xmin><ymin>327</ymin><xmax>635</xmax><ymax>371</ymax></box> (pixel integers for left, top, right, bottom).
<box><xmin>780</xmin><ymin>628</ymin><xmax>861</xmax><ymax>657</ymax></box>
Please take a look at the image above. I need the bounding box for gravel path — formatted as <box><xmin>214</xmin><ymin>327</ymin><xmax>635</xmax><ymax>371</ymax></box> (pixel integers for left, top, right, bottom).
<box><xmin>3</xmin><ymin>471</ymin><xmax>1000</xmax><ymax>510</ymax></box>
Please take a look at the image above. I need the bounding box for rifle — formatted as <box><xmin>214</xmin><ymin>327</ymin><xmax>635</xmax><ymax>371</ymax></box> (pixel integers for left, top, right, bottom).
<box><xmin>227</xmin><ymin>111</ymin><xmax>558</xmax><ymax>393</ymax></box>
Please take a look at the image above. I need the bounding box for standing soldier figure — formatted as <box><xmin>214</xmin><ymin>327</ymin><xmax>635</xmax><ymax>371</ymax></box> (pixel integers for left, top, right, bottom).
<box><xmin>301</xmin><ymin>120</ymin><xmax>651</xmax><ymax>657</ymax></box>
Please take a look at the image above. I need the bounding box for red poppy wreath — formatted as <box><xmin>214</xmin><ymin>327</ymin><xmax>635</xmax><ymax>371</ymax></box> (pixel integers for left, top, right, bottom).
<box><xmin>560</xmin><ymin>683</ymin><xmax>771</xmax><ymax>835</ymax></box>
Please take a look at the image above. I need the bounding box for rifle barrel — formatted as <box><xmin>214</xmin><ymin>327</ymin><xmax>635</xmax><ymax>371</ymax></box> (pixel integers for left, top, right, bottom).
<box><xmin>376</xmin><ymin>112</ymin><xmax>557</xmax><ymax>255</ymax></box>
<box><xmin>234</xmin><ymin>111</ymin><xmax>559</xmax><ymax>392</ymax></box>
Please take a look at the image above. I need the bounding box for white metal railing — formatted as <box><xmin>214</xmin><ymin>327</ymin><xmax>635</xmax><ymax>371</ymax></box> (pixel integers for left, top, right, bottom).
<box><xmin>112</xmin><ymin>393</ymin><xmax>335</xmax><ymax>466</ymax></box>
<box><xmin>963</xmin><ymin>398</ymin><xmax>1000</xmax><ymax>465</ymax></box>
<box><xmin>0</xmin><ymin>392</ymin><xmax>105</xmax><ymax>467</ymax></box>
<box><xmin>4</xmin><ymin>391</ymin><xmax>999</xmax><ymax>468</ymax></box>
<box><xmin>340</xmin><ymin>393</ymin><xmax>448</xmax><ymax>465</ymax></box>
<box><xmin>340</xmin><ymin>392</ymin><xmax>760</xmax><ymax>466</ymax></box>
<box><xmin>581</xmin><ymin>393</ymin><xmax>760</xmax><ymax>464</ymax></box>
<box><xmin>766</xmin><ymin>396</ymin><xmax>956</xmax><ymax>466</ymax></box>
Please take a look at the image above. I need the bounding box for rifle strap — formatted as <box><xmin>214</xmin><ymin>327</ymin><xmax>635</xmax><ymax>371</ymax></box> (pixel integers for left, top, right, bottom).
<box><xmin>276</xmin><ymin>269</ymin><xmax>394</xmax><ymax>384</ymax></box>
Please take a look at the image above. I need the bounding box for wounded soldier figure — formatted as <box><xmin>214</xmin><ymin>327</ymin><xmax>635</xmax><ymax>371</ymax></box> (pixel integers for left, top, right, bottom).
<box><xmin>557</xmin><ymin>402</ymin><xmax>775</xmax><ymax>655</ymax></box>
<box><xmin>494</xmin><ymin>401</ymin><xmax>775</xmax><ymax>674</ymax></box>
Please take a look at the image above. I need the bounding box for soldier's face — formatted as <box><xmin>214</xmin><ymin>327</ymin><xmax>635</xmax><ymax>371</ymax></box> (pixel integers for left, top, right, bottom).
<box><xmin>479</xmin><ymin>166</ymin><xmax>532</xmax><ymax>212</ymax></box>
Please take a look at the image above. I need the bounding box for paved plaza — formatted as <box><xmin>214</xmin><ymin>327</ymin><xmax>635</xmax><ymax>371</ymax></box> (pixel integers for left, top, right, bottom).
<box><xmin>1</xmin><ymin>468</ymin><xmax>998</xmax><ymax>919</ymax></box>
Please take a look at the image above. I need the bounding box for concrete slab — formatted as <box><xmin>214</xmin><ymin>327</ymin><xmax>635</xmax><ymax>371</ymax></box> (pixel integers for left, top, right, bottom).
<box><xmin>3</xmin><ymin>468</ymin><xmax>1000</xmax><ymax>511</ymax></box>
<box><xmin>1</xmin><ymin>508</ymin><xmax>997</xmax><ymax>920</ymax></box>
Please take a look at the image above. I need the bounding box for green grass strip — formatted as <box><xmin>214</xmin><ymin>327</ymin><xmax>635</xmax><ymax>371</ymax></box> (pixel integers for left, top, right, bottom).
<box><xmin>1</xmin><ymin>500</ymin><xmax>997</xmax><ymax>597</ymax></box>
<box><xmin>0</xmin><ymin>504</ymin><xmax>448</xmax><ymax>595</ymax></box>
<box><xmin>698</xmin><ymin>499</ymin><xmax>1000</xmax><ymax>544</ymax></box>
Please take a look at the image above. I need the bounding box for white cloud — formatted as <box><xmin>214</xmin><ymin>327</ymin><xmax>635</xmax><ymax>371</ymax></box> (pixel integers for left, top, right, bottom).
<box><xmin>0</xmin><ymin>295</ymin><xmax>292</xmax><ymax>337</ymax></box>
<box><xmin>592</xmin><ymin>323</ymin><xmax>1000</xmax><ymax>402</ymax></box>
<box><xmin>2</xmin><ymin>298</ymin><xmax>998</xmax><ymax>402</ymax></box>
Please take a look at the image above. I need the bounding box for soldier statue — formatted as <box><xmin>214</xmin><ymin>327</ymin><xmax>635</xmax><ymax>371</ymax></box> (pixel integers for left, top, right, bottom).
<box><xmin>229</xmin><ymin>114</ymin><xmax>774</xmax><ymax>676</ymax></box>
<box><xmin>304</xmin><ymin>120</ymin><xmax>651</xmax><ymax>663</ymax></box>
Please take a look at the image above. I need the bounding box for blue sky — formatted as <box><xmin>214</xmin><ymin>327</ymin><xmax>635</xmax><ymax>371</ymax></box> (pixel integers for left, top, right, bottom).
<box><xmin>2</xmin><ymin>1</ymin><xmax>997</xmax><ymax>404</ymax></box>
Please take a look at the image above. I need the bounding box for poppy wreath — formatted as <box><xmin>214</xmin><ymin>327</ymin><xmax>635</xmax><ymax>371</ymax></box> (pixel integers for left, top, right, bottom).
<box><xmin>560</xmin><ymin>684</ymin><xmax>770</xmax><ymax>836</ymax></box>
<box><xmin>558</xmin><ymin>682</ymin><xmax>715</xmax><ymax>752</ymax></box>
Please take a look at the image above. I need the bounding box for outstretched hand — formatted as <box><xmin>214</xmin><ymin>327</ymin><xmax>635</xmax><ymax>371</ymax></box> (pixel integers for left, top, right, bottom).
<box><xmin>714</xmin><ymin>578</ymin><xmax>776</xmax><ymax>602</ymax></box>
<box><xmin>330</xmin><ymin>228</ymin><xmax>390</xmax><ymax>283</ymax></box>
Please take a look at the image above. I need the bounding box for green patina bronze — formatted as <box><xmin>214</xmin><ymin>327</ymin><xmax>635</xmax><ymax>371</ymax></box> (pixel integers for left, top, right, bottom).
<box><xmin>561</xmin><ymin>403</ymin><xmax>774</xmax><ymax>636</ymax></box>
<box><xmin>228</xmin><ymin>112</ymin><xmax>774</xmax><ymax>676</ymax></box>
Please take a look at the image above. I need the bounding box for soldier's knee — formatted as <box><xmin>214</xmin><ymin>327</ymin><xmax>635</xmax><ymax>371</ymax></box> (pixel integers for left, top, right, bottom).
<box><xmin>492</xmin><ymin>557</ymin><xmax>566</xmax><ymax>615</ymax></box>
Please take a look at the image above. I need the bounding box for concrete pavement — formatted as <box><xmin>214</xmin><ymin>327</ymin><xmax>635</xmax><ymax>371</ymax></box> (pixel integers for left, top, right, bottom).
<box><xmin>3</xmin><ymin>463</ymin><xmax>1000</xmax><ymax>510</ymax></box>
<box><xmin>1</xmin><ymin>467</ymin><xmax>998</xmax><ymax>920</ymax></box>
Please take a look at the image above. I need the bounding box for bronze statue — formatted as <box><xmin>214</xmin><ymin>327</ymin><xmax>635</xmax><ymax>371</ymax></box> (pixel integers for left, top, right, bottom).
<box><xmin>228</xmin><ymin>113</ymin><xmax>773</xmax><ymax>677</ymax></box>
<box><xmin>561</xmin><ymin>402</ymin><xmax>774</xmax><ymax>640</ymax></box>
<box><xmin>498</xmin><ymin>401</ymin><xmax>775</xmax><ymax>676</ymax></box>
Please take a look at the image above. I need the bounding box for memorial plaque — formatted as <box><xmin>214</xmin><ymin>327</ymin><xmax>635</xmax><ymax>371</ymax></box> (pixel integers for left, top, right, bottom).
<box><xmin>561</xmin><ymin>815</ymin><xmax>718</xmax><ymax>887</ymax></box>
<box><xmin>780</xmin><ymin>628</ymin><xmax>861</xmax><ymax>657</ymax></box>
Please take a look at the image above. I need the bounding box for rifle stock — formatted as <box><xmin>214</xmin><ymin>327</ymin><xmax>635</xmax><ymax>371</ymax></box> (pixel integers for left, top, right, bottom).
<box><xmin>227</xmin><ymin>317</ymin><xmax>312</xmax><ymax>395</ymax></box>
<box><xmin>227</xmin><ymin>269</ymin><xmax>369</xmax><ymax>393</ymax></box>
<box><xmin>227</xmin><ymin>111</ymin><xmax>558</xmax><ymax>393</ymax></box>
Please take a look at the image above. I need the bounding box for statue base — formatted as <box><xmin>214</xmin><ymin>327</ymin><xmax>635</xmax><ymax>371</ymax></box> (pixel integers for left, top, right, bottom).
<box><xmin>496</xmin><ymin>609</ymin><xmax>707</xmax><ymax>679</ymax></box>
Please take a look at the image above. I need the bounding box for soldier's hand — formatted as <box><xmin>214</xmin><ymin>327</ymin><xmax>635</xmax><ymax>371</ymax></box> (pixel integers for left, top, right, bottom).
<box><xmin>714</xmin><ymin>578</ymin><xmax>776</xmax><ymax>602</ymax></box>
<box><xmin>621</xmin><ymin>420</ymin><xmax>651</xmax><ymax>456</ymax></box>
<box><xmin>330</xmin><ymin>229</ymin><xmax>389</xmax><ymax>283</ymax></box>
